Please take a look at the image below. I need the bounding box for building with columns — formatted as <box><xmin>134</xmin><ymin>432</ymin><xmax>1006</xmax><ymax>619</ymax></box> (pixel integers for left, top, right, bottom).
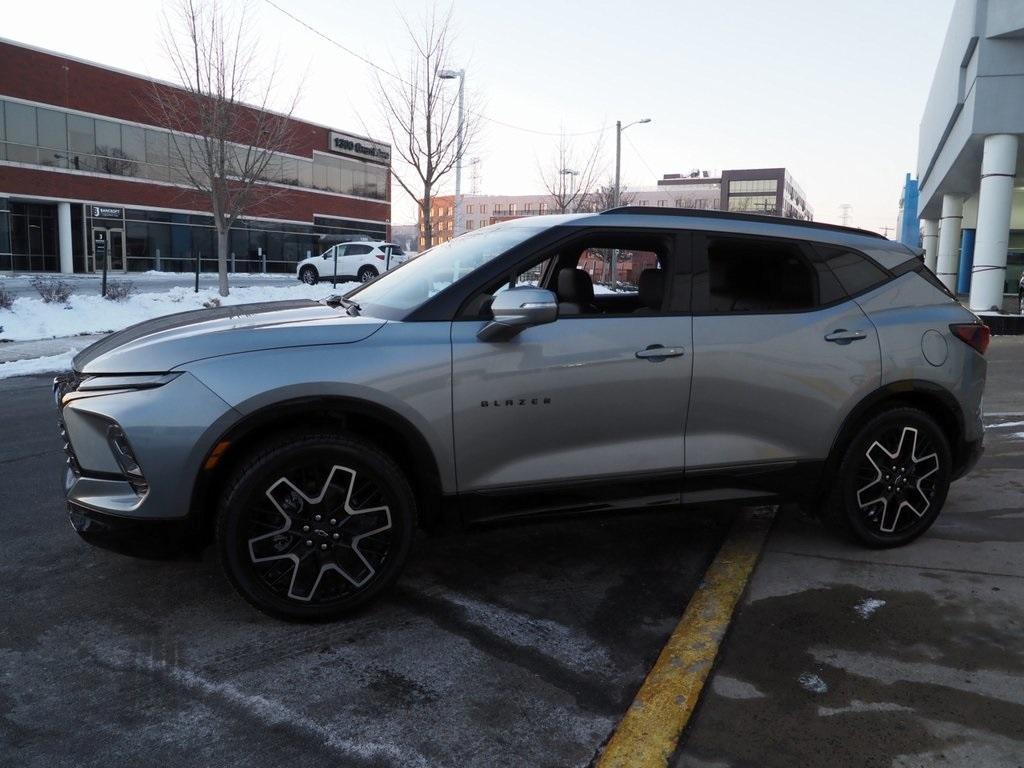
<box><xmin>917</xmin><ymin>0</ymin><xmax>1024</xmax><ymax>312</ymax></box>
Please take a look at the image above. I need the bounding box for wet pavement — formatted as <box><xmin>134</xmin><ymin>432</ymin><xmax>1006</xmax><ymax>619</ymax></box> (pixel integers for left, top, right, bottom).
<box><xmin>675</xmin><ymin>337</ymin><xmax>1024</xmax><ymax>767</ymax></box>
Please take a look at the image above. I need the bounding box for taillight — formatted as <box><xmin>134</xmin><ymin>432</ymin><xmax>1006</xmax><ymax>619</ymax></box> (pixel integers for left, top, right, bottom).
<box><xmin>375</xmin><ymin>253</ymin><xmax>385</xmax><ymax>260</ymax></box>
<box><xmin>950</xmin><ymin>323</ymin><xmax>991</xmax><ymax>355</ymax></box>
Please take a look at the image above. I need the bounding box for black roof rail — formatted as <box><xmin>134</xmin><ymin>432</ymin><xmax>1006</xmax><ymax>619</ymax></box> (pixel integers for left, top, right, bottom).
<box><xmin>598</xmin><ymin>206</ymin><xmax>886</xmax><ymax>240</ymax></box>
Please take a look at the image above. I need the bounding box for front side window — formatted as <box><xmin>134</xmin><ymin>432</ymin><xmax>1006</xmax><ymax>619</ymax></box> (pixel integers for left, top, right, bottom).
<box><xmin>348</xmin><ymin>220</ymin><xmax>548</xmax><ymax>318</ymax></box>
<box><xmin>699</xmin><ymin>236</ymin><xmax>817</xmax><ymax>313</ymax></box>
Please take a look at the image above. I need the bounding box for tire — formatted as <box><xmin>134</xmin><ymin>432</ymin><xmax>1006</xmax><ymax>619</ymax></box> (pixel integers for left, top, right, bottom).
<box><xmin>823</xmin><ymin>407</ymin><xmax>951</xmax><ymax>548</ymax></box>
<box><xmin>299</xmin><ymin>266</ymin><xmax>318</xmax><ymax>285</ymax></box>
<box><xmin>216</xmin><ymin>432</ymin><xmax>416</xmax><ymax>621</ymax></box>
<box><xmin>357</xmin><ymin>265</ymin><xmax>378</xmax><ymax>283</ymax></box>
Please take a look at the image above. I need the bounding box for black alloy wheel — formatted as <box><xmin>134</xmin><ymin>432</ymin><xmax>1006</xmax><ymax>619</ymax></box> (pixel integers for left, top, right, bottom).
<box><xmin>217</xmin><ymin>432</ymin><xmax>416</xmax><ymax>621</ymax></box>
<box><xmin>824</xmin><ymin>407</ymin><xmax>951</xmax><ymax>548</ymax></box>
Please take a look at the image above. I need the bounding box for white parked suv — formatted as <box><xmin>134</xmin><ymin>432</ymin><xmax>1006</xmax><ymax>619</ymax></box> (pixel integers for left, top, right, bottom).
<box><xmin>297</xmin><ymin>241</ymin><xmax>407</xmax><ymax>285</ymax></box>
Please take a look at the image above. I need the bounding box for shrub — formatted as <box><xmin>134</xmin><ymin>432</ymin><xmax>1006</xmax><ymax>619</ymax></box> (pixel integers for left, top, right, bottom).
<box><xmin>30</xmin><ymin>276</ymin><xmax>73</xmax><ymax>304</ymax></box>
<box><xmin>104</xmin><ymin>280</ymin><xmax>137</xmax><ymax>301</ymax></box>
<box><xmin>203</xmin><ymin>297</ymin><xmax>221</xmax><ymax>308</ymax></box>
<box><xmin>0</xmin><ymin>284</ymin><xmax>12</xmax><ymax>311</ymax></box>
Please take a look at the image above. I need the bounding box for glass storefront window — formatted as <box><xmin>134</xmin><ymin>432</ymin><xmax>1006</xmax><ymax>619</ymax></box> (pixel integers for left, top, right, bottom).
<box><xmin>5</xmin><ymin>101</ymin><xmax>36</xmax><ymax>145</ymax></box>
<box><xmin>37</xmin><ymin>108</ymin><xmax>67</xmax><ymax>150</ymax></box>
<box><xmin>68</xmin><ymin>114</ymin><xmax>95</xmax><ymax>154</ymax></box>
<box><xmin>0</xmin><ymin>99</ymin><xmax>388</xmax><ymax>202</ymax></box>
<box><xmin>122</xmin><ymin>125</ymin><xmax>145</xmax><ymax>163</ymax></box>
<box><xmin>95</xmin><ymin>119</ymin><xmax>121</xmax><ymax>156</ymax></box>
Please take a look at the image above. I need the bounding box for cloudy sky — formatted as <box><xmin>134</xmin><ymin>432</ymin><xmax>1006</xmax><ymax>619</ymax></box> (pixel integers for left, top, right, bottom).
<box><xmin>4</xmin><ymin>0</ymin><xmax>955</xmax><ymax>229</ymax></box>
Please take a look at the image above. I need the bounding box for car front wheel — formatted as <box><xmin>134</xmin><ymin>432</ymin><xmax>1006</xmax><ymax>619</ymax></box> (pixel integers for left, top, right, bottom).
<box><xmin>823</xmin><ymin>407</ymin><xmax>951</xmax><ymax>548</ymax></box>
<box><xmin>216</xmin><ymin>432</ymin><xmax>416</xmax><ymax>621</ymax></box>
<box><xmin>299</xmin><ymin>266</ymin><xmax>319</xmax><ymax>285</ymax></box>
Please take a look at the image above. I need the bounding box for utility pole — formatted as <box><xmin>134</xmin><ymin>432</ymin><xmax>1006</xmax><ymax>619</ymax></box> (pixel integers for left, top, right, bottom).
<box><xmin>439</xmin><ymin>68</ymin><xmax>466</xmax><ymax>237</ymax></box>
<box><xmin>611</xmin><ymin>117</ymin><xmax>651</xmax><ymax>289</ymax></box>
<box><xmin>879</xmin><ymin>225</ymin><xmax>893</xmax><ymax>238</ymax></box>
<box><xmin>839</xmin><ymin>203</ymin><xmax>853</xmax><ymax>227</ymax></box>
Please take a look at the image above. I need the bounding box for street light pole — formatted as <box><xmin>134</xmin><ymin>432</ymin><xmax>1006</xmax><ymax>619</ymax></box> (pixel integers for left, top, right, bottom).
<box><xmin>610</xmin><ymin>117</ymin><xmax>651</xmax><ymax>289</ymax></box>
<box><xmin>439</xmin><ymin>68</ymin><xmax>466</xmax><ymax>237</ymax></box>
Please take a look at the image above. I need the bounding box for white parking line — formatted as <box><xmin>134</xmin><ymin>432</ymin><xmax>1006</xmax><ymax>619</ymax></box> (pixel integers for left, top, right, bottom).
<box><xmin>90</xmin><ymin>642</ymin><xmax>427</xmax><ymax>767</ymax></box>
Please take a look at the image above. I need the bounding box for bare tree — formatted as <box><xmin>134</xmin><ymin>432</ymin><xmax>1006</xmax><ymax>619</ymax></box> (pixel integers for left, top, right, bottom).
<box><xmin>376</xmin><ymin>6</ymin><xmax>479</xmax><ymax>250</ymax></box>
<box><xmin>538</xmin><ymin>132</ymin><xmax>603</xmax><ymax>214</ymax></box>
<box><xmin>590</xmin><ymin>178</ymin><xmax>636</xmax><ymax>211</ymax></box>
<box><xmin>151</xmin><ymin>0</ymin><xmax>298</xmax><ymax>296</ymax></box>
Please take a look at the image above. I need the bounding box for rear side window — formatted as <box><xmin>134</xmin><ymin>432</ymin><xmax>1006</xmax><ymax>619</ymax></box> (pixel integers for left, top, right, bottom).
<box><xmin>346</xmin><ymin>244</ymin><xmax>374</xmax><ymax>256</ymax></box>
<box><xmin>817</xmin><ymin>246</ymin><xmax>889</xmax><ymax>296</ymax></box>
<box><xmin>701</xmin><ymin>237</ymin><xmax>817</xmax><ymax>313</ymax></box>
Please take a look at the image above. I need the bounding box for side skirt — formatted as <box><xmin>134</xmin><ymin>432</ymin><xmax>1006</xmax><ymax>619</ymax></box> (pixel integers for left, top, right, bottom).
<box><xmin>447</xmin><ymin>461</ymin><xmax>825</xmax><ymax>526</ymax></box>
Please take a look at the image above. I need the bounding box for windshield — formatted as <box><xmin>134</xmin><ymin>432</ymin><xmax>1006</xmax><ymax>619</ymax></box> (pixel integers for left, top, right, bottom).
<box><xmin>347</xmin><ymin>221</ymin><xmax>548</xmax><ymax>318</ymax></box>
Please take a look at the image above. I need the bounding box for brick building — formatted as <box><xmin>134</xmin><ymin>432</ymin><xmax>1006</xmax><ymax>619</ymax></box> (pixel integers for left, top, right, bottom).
<box><xmin>0</xmin><ymin>38</ymin><xmax>391</xmax><ymax>274</ymax></box>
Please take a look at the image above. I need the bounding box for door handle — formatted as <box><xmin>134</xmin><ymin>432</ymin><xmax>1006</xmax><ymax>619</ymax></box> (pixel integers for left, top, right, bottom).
<box><xmin>824</xmin><ymin>329</ymin><xmax>867</xmax><ymax>344</ymax></box>
<box><xmin>635</xmin><ymin>344</ymin><xmax>686</xmax><ymax>360</ymax></box>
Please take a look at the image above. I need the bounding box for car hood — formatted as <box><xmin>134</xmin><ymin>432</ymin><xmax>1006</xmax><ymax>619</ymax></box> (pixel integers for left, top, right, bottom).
<box><xmin>74</xmin><ymin>299</ymin><xmax>387</xmax><ymax>374</ymax></box>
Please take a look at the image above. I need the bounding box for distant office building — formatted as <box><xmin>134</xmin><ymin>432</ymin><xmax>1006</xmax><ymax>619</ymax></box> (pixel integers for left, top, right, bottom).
<box><xmin>896</xmin><ymin>173</ymin><xmax>920</xmax><ymax>248</ymax></box>
<box><xmin>419</xmin><ymin>166</ymin><xmax>812</xmax><ymax>248</ymax></box>
<box><xmin>659</xmin><ymin>167</ymin><xmax>813</xmax><ymax>220</ymax></box>
<box><xmin>917</xmin><ymin>0</ymin><xmax>1024</xmax><ymax>309</ymax></box>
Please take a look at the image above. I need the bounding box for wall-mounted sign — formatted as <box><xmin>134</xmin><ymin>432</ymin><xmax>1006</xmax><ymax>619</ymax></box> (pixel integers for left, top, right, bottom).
<box><xmin>90</xmin><ymin>205</ymin><xmax>124</xmax><ymax>219</ymax></box>
<box><xmin>328</xmin><ymin>131</ymin><xmax>391</xmax><ymax>165</ymax></box>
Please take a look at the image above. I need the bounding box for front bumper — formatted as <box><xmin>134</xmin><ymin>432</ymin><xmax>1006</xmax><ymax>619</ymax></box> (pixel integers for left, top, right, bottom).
<box><xmin>57</xmin><ymin>370</ymin><xmax>238</xmax><ymax>527</ymax></box>
<box><xmin>67</xmin><ymin>496</ymin><xmax>197</xmax><ymax>560</ymax></box>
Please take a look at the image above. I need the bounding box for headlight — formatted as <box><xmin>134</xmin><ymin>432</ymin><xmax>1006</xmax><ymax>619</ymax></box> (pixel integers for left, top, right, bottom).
<box><xmin>77</xmin><ymin>373</ymin><xmax>181</xmax><ymax>392</ymax></box>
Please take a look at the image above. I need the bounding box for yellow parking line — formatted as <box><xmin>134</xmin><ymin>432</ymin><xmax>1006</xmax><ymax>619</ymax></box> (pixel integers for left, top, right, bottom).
<box><xmin>596</xmin><ymin>506</ymin><xmax>775</xmax><ymax>768</ymax></box>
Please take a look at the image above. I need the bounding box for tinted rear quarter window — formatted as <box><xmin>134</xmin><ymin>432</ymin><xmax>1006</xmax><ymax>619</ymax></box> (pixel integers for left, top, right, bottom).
<box><xmin>816</xmin><ymin>245</ymin><xmax>889</xmax><ymax>296</ymax></box>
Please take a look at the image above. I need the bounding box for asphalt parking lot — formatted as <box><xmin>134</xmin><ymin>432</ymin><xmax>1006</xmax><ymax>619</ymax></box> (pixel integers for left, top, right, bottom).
<box><xmin>2</xmin><ymin>338</ymin><xmax>1023</xmax><ymax>767</ymax></box>
<box><xmin>0</xmin><ymin>372</ymin><xmax>731</xmax><ymax>768</ymax></box>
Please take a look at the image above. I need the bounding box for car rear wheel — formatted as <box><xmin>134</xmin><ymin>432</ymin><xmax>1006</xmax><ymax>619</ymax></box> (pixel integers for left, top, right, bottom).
<box><xmin>823</xmin><ymin>407</ymin><xmax>951</xmax><ymax>548</ymax></box>
<box><xmin>357</xmin><ymin>265</ymin><xmax>378</xmax><ymax>283</ymax></box>
<box><xmin>216</xmin><ymin>432</ymin><xmax>416</xmax><ymax>621</ymax></box>
<box><xmin>299</xmin><ymin>266</ymin><xmax>318</xmax><ymax>285</ymax></box>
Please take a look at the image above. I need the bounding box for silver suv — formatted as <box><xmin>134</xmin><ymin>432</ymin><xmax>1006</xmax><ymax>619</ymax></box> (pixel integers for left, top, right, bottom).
<box><xmin>55</xmin><ymin>209</ymin><xmax>989</xmax><ymax>621</ymax></box>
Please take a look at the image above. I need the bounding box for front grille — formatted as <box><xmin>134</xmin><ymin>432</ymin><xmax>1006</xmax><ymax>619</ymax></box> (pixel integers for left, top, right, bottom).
<box><xmin>54</xmin><ymin>372</ymin><xmax>83</xmax><ymax>476</ymax></box>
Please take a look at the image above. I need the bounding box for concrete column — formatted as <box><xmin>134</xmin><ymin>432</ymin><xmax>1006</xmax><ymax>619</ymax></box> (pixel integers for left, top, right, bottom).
<box><xmin>969</xmin><ymin>134</ymin><xmax>1018</xmax><ymax>312</ymax></box>
<box><xmin>957</xmin><ymin>229</ymin><xmax>976</xmax><ymax>295</ymax></box>
<box><xmin>921</xmin><ymin>219</ymin><xmax>939</xmax><ymax>272</ymax></box>
<box><xmin>57</xmin><ymin>202</ymin><xmax>73</xmax><ymax>274</ymax></box>
<box><xmin>936</xmin><ymin>194</ymin><xmax>964</xmax><ymax>292</ymax></box>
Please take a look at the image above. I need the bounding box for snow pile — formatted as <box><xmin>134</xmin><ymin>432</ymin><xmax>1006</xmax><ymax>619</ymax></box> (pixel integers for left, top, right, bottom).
<box><xmin>0</xmin><ymin>280</ymin><xmax>360</xmax><ymax>342</ymax></box>
<box><xmin>0</xmin><ymin>349</ymin><xmax>82</xmax><ymax>379</ymax></box>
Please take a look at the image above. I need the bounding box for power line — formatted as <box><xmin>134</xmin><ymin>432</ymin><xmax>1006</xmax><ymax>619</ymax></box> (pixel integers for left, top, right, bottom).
<box><xmin>624</xmin><ymin>133</ymin><xmax>658</xmax><ymax>182</ymax></box>
<box><xmin>261</xmin><ymin>0</ymin><xmax>606</xmax><ymax>138</ymax></box>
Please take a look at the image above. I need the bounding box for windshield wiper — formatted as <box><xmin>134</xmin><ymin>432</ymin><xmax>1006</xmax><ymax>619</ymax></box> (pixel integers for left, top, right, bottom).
<box><xmin>324</xmin><ymin>295</ymin><xmax>361</xmax><ymax>316</ymax></box>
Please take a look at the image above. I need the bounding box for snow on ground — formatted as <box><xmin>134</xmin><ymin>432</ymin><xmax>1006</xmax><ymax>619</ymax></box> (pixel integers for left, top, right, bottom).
<box><xmin>0</xmin><ymin>349</ymin><xmax>81</xmax><ymax>380</ymax></box>
<box><xmin>853</xmin><ymin>598</ymin><xmax>887</xmax><ymax>619</ymax></box>
<box><xmin>0</xmin><ymin>280</ymin><xmax>359</xmax><ymax>343</ymax></box>
<box><xmin>797</xmin><ymin>672</ymin><xmax>829</xmax><ymax>694</ymax></box>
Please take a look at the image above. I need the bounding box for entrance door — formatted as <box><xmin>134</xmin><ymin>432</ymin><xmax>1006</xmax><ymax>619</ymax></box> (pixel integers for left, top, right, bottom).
<box><xmin>93</xmin><ymin>228</ymin><xmax>126</xmax><ymax>273</ymax></box>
